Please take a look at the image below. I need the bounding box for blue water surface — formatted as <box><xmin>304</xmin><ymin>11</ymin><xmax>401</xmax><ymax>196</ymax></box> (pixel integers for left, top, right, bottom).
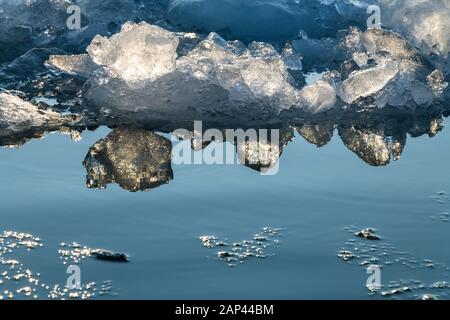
<box><xmin>1</xmin><ymin>120</ymin><xmax>449</xmax><ymax>299</ymax></box>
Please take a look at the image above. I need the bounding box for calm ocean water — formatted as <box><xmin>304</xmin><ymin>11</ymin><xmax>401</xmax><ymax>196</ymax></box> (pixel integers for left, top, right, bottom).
<box><xmin>1</xmin><ymin>119</ymin><xmax>450</xmax><ymax>299</ymax></box>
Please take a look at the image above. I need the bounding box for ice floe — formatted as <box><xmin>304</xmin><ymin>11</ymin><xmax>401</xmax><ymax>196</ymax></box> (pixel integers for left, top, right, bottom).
<box><xmin>199</xmin><ymin>227</ymin><xmax>284</xmax><ymax>267</ymax></box>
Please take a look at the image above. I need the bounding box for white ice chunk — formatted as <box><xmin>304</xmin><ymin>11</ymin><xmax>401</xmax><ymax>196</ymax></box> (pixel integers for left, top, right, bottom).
<box><xmin>380</xmin><ymin>0</ymin><xmax>450</xmax><ymax>76</ymax></box>
<box><xmin>338</xmin><ymin>28</ymin><xmax>445</xmax><ymax>108</ymax></box>
<box><xmin>300</xmin><ymin>80</ymin><xmax>337</xmax><ymax>113</ymax></box>
<box><xmin>46</xmin><ymin>54</ymin><xmax>99</xmax><ymax>78</ymax></box>
<box><xmin>0</xmin><ymin>91</ymin><xmax>65</xmax><ymax>129</ymax></box>
<box><xmin>340</xmin><ymin>64</ymin><xmax>399</xmax><ymax>104</ymax></box>
<box><xmin>47</xmin><ymin>22</ymin><xmax>445</xmax><ymax>119</ymax></box>
<box><xmin>176</xmin><ymin>36</ymin><xmax>300</xmax><ymax>108</ymax></box>
<box><xmin>86</xmin><ymin>22</ymin><xmax>179</xmax><ymax>87</ymax></box>
<box><xmin>51</xmin><ymin>23</ymin><xmax>304</xmax><ymax>116</ymax></box>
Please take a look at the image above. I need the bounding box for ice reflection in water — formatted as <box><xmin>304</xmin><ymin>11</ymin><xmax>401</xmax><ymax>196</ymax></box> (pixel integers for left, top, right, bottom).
<box><xmin>1</xmin><ymin>111</ymin><xmax>450</xmax><ymax>299</ymax></box>
<box><xmin>0</xmin><ymin>107</ymin><xmax>448</xmax><ymax>191</ymax></box>
<box><xmin>1</xmin><ymin>0</ymin><xmax>450</xmax><ymax>302</ymax></box>
<box><xmin>83</xmin><ymin>128</ymin><xmax>173</xmax><ymax>192</ymax></box>
<box><xmin>1</xmin><ymin>64</ymin><xmax>450</xmax><ymax>299</ymax></box>
<box><xmin>77</xmin><ymin>110</ymin><xmax>449</xmax><ymax>191</ymax></box>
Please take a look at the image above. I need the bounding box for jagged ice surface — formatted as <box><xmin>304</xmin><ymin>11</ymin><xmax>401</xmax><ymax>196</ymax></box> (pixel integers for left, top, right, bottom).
<box><xmin>337</xmin><ymin>28</ymin><xmax>448</xmax><ymax>108</ymax></box>
<box><xmin>49</xmin><ymin>22</ymin><xmax>312</xmax><ymax>118</ymax></box>
<box><xmin>0</xmin><ymin>91</ymin><xmax>66</xmax><ymax>129</ymax></box>
<box><xmin>46</xmin><ymin>21</ymin><xmax>449</xmax><ymax>120</ymax></box>
<box><xmin>0</xmin><ymin>0</ymin><xmax>448</xmax><ymax>124</ymax></box>
<box><xmin>380</xmin><ymin>0</ymin><xmax>450</xmax><ymax>76</ymax></box>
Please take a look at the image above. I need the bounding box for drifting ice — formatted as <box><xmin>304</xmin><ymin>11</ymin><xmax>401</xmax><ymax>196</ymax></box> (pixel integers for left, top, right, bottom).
<box><xmin>337</xmin><ymin>28</ymin><xmax>447</xmax><ymax>109</ymax></box>
<box><xmin>49</xmin><ymin>22</ymin><xmax>304</xmax><ymax>118</ymax></box>
<box><xmin>46</xmin><ymin>21</ymin><xmax>447</xmax><ymax>119</ymax></box>
<box><xmin>0</xmin><ymin>91</ymin><xmax>67</xmax><ymax>129</ymax></box>
<box><xmin>1</xmin><ymin>2</ymin><xmax>448</xmax><ymax>124</ymax></box>
<box><xmin>380</xmin><ymin>0</ymin><xmax>450</xmax><ymax>76</ymax></box>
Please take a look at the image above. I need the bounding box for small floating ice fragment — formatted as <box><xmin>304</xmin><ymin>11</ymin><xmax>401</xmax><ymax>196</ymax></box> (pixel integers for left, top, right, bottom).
<box><xmin>217</xmin><ymin>251</ymin><xmax>233</xmax><ymax>258</ymax></box>
<box><xmin>381</xmin><ymin>286</ymin><xmax>411</xmax><ymax>297</ymax></box>
<box><xmin>91</xmin><ymin>249</ymin><xmax>129</xmax><ymax>262</ymax></box>
<box><xmin>16</xmin><ymin>286</ymin><xmax>32</xmax><ymax>296</ymax></box>
<box><xmin>355</xmin><ymin>228</ymin><xmax>381</xmax><ymax>240</ymax></box>
<box><xmin>418</xmin><ymin>294</ymin><xmax>439</xmax><ymax>300</ymax></box>
<box><xmin>338</xmin><ymin>250</ymin><xmax>354</xmax><ymax>261</ymax></box>
<box><xmin>200</xmin><ymin>227</ymin><xmax>284</xmax><ymax>267</ymax></box>
<box><xmin>254</xmin><ymin>234</ymin><xmax>268</xmax><ymax>242</ymax></box>
<box><xmin>430</xmin><ymin>281</ymin><xmax>450</xmax><ymax>289</ymax></box>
